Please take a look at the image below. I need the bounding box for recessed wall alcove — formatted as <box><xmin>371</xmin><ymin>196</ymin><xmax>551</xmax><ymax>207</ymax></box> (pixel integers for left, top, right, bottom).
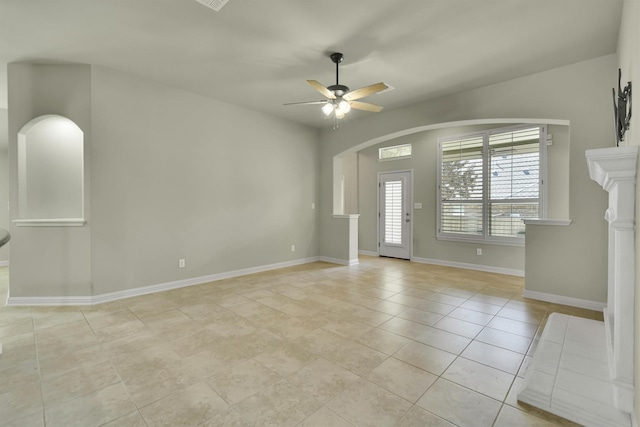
<box><xmin>330</xmin><ymin>118</ymin><xmax>570</xmax><ymax>267</ymax></box>
<box><xmin>14</xmin><ymin>115</ymin><xmax>85</xmax><ymax>226</ymax></box>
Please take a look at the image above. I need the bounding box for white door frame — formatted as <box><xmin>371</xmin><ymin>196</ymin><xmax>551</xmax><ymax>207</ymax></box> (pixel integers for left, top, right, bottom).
<box><xmin>377</xmin><ymin>170</ymin><xmax>413</xmax><ymax>260</ymax></box>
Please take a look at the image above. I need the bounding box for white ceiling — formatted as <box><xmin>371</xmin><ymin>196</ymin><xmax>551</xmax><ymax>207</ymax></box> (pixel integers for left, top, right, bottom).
<box><xmin>0</xmin><ymin>0</ymin><xmax>623</xmax><ymax>128</ymax></box>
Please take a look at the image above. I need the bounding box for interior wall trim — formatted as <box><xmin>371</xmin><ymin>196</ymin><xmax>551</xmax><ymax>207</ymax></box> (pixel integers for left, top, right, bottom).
<box><xmin>523</xmin><ymin>289</ymin><xmax>606</xmax><ymax>311</ymax></box>
<box><xmin>5</xmin><ymin>256</ymin><xmax>322</xmax><ymax>306</ymax></box>
<box><xmin>411</xmin><ymin>256</ymin><xmax>525</xmax><ymax>277</ymax></box>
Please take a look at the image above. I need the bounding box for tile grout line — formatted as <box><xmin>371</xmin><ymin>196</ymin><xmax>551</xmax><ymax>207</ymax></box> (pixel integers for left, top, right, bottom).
<box><xmin>33</xmin><ymin>312</ymin><xmax>47</xmax><ymax>427</ymax></box>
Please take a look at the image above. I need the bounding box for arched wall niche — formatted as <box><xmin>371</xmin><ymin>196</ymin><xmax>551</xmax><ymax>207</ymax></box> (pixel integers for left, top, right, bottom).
<box><xmin>14</xmin><ymin>114</ymin><xmax>85</xmax><ymax>226</ymax></box>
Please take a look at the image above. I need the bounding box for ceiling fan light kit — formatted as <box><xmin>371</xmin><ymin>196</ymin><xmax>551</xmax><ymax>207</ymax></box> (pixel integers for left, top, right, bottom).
<box><xmin>322</xmin><ymin>99</ymin><xmax>351</xmax><ymax>117</ymax></box>
<box><xmin>285</xmin><ymin>52</ymin><xmax>390</xmax><ymax>128</ymax></box>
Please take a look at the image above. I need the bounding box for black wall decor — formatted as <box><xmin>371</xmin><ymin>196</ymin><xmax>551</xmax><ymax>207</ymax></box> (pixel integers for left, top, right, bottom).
<box><xmin>613</xmin><ymin>68</ymin><xmax>632</xmax><ymax>146</ymax></box>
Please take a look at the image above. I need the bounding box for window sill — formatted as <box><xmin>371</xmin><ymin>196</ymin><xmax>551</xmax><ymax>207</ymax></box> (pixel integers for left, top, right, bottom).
<box><xmin>437</xmin><ymin>234</ymin><xmax>525</xmax><ymax>247</ymax></box>
<box><xmin>522</xmin><ymin>218</ymin><xmax>572</xmax><ymax>226</ymax></box>
<box><xmin>13</xmin><ymin>219</ymin><xmax>86</xmax><ymax>227</ymax></box>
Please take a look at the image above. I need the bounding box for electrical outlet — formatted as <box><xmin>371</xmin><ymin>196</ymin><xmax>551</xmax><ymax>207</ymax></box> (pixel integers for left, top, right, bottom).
<box><xmin>179</xmin><ymin>259</ymin><xmax>186</xmax><ymax>268</ymax></box>
<box><xmin>311</xmin><ymin>202</ymin><xmax>315</xmax><ymax>209</ymax></box>
<box><xmin>291</xmin><ymin>245</ymin><xmax>296</xmax><ymax>252</ymax></box>
<box><xmin>476</xmin><ymin>248</ymin><xmax>482</xmax><ymax>256</ymax></box>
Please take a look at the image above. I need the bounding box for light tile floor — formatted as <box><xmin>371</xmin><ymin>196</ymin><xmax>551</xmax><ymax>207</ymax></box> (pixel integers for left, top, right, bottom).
<box><xmin>0</xmin><ymin>257</ymin><xmax>603</xmax><ymax>426</ymax></box>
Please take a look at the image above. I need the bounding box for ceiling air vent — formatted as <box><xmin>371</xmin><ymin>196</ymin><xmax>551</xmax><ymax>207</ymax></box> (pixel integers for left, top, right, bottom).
<box><xmin>195</xmin><ymin>0</ymin><xmax>230</xmax><ymax>12</ymax></box>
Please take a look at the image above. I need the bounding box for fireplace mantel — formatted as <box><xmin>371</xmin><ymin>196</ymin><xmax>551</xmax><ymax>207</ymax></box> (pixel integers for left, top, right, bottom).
<box><xmin>587</xmin><ymin>146</ymin><xmax>638</xmax><ymax>191</ymax></box>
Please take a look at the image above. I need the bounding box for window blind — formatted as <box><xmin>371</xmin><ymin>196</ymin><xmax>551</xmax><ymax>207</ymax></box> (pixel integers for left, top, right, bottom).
<box><xmin>438</xmin><ymin>125</ymin><xmax>543</xmax><ymax>242</ymax></box>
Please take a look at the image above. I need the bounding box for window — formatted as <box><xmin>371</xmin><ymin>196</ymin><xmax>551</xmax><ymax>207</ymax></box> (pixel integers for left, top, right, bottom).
<box><xmin>437</xmin><ymin>125</ymin><xmax>546</xmax><ymax>245</ymax></box>
<box><xmin>379</xmin><ymin>143</ymin><xmax>412</xmax><ymax>161</ymax></box>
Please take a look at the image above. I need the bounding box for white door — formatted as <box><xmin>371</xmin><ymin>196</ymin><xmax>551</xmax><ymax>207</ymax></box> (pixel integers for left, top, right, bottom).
<box><xmin>379</xmin><ymin>171</ymin><xmax>412</xmax><ymax>259</ymax></box>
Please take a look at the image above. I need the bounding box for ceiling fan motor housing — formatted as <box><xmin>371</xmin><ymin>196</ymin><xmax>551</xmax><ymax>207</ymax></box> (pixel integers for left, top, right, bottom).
<box><xmin>328</xmin><ymin>84</ymin><xmax>350</xmax><ymax>97</ymax></box>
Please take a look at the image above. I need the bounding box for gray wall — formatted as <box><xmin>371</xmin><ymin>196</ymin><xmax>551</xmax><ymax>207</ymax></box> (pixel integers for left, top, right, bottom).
<box><xmin>320</xmin><ymin>54</ymin><xmax>616</xmax><ymax>303</ymax></box>
<box><xmin>89</xmin><ymin>66</ymin><xmax>320</xmax><ymax>295</ymax></box>
<box><xmin>7</xmin><ymin>64</ymin><xmax>320</xmax><ymax>298</ymax></box>
<box><xmin>0</xmin><ymin>109</ymin><xmax>9</xmax><ymax>263</ymax></box>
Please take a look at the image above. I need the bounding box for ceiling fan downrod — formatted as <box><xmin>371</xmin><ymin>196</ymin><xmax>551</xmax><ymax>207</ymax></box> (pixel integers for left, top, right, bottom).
<box><xmin>331</xmin><ymin>52</ymin><xmax>343</xmax><ymax>85</ymax></box>
<box><xmin>328</xmin><ymin>52</ymin><xmax>349</xmax><ymax>97</ymax></box>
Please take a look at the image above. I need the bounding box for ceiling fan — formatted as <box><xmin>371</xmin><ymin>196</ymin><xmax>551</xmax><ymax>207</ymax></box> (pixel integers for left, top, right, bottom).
<box><xmin>285</xmin><ymin>52</ymin><xmax>390</xmax><ymax>124</ymax></box>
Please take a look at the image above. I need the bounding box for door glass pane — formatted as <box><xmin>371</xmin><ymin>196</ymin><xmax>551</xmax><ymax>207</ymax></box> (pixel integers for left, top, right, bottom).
<box><xmin>384</xmin><ymin>180</ymin><xmax>403</xmax><ymax>245</ymax></box>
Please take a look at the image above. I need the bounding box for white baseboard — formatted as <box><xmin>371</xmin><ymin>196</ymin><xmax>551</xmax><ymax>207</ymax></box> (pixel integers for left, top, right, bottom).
<box><xmin>411</xmin><ymin>256</ymin><xmax>525</xmax><ymax>277</ymax></box>
<box><xmin>522</xmin><ymin>290</ymin><xmax>606</xmax><ymax>312</ymax></box>
<box><xmin>6</xmin><ymin>256</ymin><xmax>322</xmax><ymax>306</ymax></box>
<box><xmin>358</xmin><ymin>250</ymin><xmax>378</xmax><ymax>257</ymax></box>
<box><xmin>319</xmin><ymin>256</ymin><xmax>359</xmax><ymax>266</ymax></box>
<box><xmin>7</xmin><ymin>295</ymin><xmax>94</xmax><ymax>306</ymax></box>
<box><xmin>2</xmin><ymin>255</ymin><xmax>608</xmax><ymax>313</ymax></box>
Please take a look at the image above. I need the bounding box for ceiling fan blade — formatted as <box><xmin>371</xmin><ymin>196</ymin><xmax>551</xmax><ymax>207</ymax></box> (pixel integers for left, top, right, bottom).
<box><xmin>307</xmin><ymin>80</ymin><xmax>336</xmax><ymax>99</ymax></box>
<box><xmin>343</xmin><ymin>82</ymin><xmax>389</xmax><ymax>101</ymax></box>
<box><xmin>284</xmin><ymin>100</ymin><xmax>328</xmax><ymax>106</ymax></box>
<box><xmin>349</xmin><ymin>101</ymin><xmax>384</xmax><ymax>113</ymax></box>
